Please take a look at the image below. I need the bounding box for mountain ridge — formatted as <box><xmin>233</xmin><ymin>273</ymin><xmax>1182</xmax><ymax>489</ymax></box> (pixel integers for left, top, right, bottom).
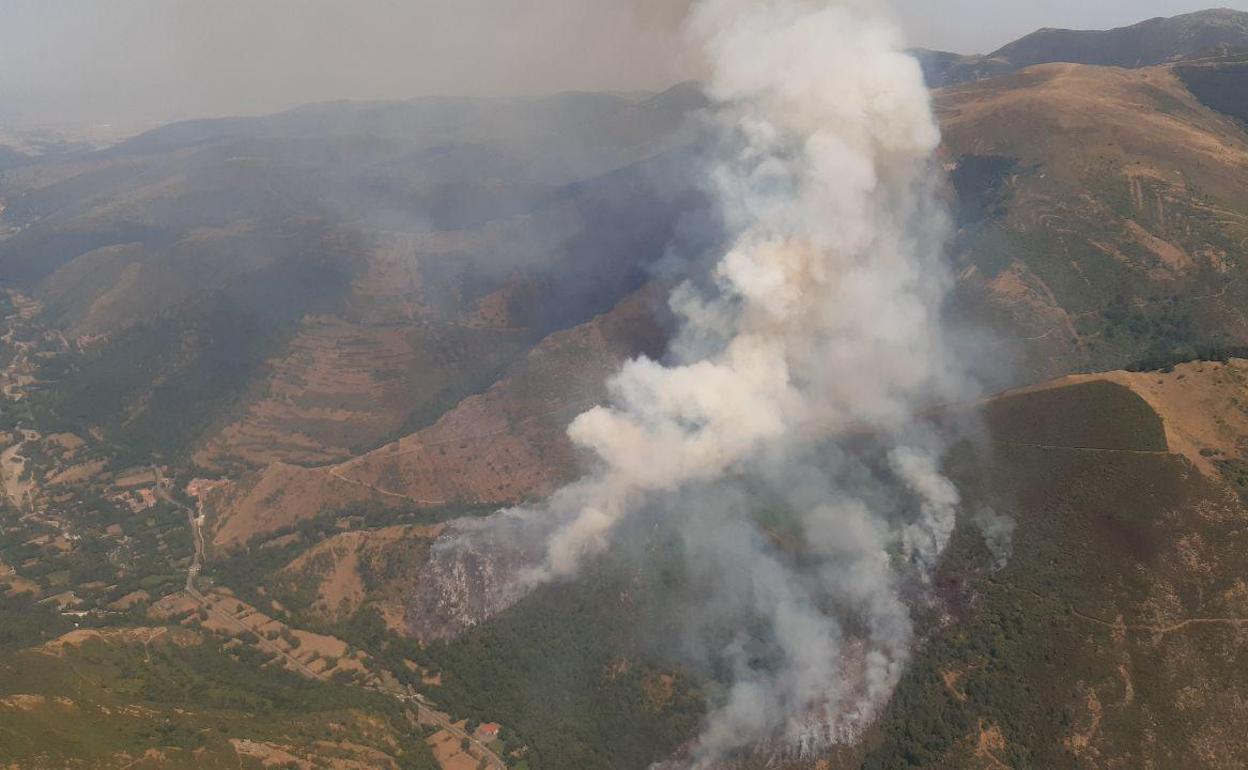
<box><xmin>918</xmin><ymin>8</ymin><xmax>1248</xmax><ymax>87</ymax></box>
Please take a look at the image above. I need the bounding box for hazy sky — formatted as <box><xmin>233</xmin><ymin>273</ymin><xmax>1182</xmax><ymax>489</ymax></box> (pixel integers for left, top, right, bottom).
<box><xmin>2</xmin><ymin>0</ymin><xmax>1247</xmax><ymax>127</ymax></box>
<box><xmin>893</xmin><ymin>0</ymin><xmax>1248</xmax><ymax>54</ymax></box>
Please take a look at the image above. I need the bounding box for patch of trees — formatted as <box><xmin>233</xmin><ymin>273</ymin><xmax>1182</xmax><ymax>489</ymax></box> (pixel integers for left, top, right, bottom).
<box><xmin>1102</xmin><ymin>293</ymin><xmax>1196</xmax><ymax>356</ymax></box>
<box><xmin>0</xmin><ymin>592</ymin><xmax>72</xmax><ymax>649</ymax></box>
<box><xmin>1125</xmin><ymin>344</ymin><xmax>1248</xmax><ymax>373</ymax></box>
<box><xmin>424</xmin><ymin>558</ymin><xmax>704</xmax><ymax>770</ymax></box>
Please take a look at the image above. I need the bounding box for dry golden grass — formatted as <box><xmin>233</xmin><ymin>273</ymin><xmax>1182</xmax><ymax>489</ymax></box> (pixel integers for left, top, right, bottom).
<box><xmin>426</xmin><ymin>730</ymin><xmax>481</xmax><ymax>770</ymax></box>
<box><xmin>1021</xmin><ymin>358</ymin><xmax>1248</xmax><ymax>476</ymax></box>
<box><xmin>37</xmin><ymin>627</ymin><xmax>201</xmax><ymax>657</ymax></box>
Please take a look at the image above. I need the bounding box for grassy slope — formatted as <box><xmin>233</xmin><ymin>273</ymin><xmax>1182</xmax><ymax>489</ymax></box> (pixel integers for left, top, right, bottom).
<box><xmin>982</xmin><ymin>380</ymin><xmax>1167</xmax><ymax>451</ymax></box>
<box><xmin>865</xmin><ymin>377</ymin><xmax>1248</xmax><ymax>769</ymax></box>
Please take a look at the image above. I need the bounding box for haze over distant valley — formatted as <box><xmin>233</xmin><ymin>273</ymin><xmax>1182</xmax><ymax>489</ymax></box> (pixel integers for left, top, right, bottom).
<box><xmin>4</xmin><ymin>4</ymin><xmax>1248</xmax><ymax>770</ymax></box>
<box><xmin>3</xmin><ymin>0</ymin><xmax>1248</xmax><ymax>127</ymax></box>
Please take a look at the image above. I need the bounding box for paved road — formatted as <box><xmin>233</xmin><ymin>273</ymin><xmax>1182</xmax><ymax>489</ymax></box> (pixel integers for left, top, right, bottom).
<box><xmin>151</xmin><ymin>467</ymin><xmax>203</xmax><ymax>592</ymax></box>
<box><xmin>390</xmin><ymin>692</ymin><xmax>509</xmax><ymax>770</ymax></box>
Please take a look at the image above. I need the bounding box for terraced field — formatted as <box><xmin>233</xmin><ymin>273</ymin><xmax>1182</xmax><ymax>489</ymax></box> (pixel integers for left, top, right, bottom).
<box><xmin>204</xmin><ymin>288</ymin><xmax>667</xmax><ymax>551</ymax></box>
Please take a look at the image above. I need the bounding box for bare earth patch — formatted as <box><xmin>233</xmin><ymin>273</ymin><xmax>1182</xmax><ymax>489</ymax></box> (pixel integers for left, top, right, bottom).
<box><xmin>37</xmin><ymin>626</ymin><xmax>201</xmax><ymax>657</ymax></box>
<box><xmin>427</xmin><ymin>729</ymin><xmax>482</xmax><ymax>770</ymax></box>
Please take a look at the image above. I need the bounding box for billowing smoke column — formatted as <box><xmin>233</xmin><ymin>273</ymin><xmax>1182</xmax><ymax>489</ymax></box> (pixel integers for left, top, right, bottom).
<box><xmin>531</xmin><ymin>0</ymin><xmax>971</xmax><ymax>762</ymax></box>
<box><xmin>422</xmin><ymin>0</ymin><xmax>980</xmax><ymax>765</ymax></box>
<box><xmin>542</xmin><ymin>0</ymin><xmax>965</xmax><ymax>576</ymax></box>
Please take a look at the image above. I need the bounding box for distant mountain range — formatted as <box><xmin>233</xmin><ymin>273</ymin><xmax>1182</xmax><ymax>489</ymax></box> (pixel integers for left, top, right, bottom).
<box><xmin>917</xmin><ymin>8</ymin><xmax>1248</xmax><ymax>86</ymax></box>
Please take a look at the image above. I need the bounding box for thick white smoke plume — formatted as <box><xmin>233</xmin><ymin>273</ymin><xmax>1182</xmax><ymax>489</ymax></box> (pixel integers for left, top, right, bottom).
<box><xmin>531</xmin><ymin>0</ymin><xmax>973</xmax><ymax>763</ymax></box>
<box><xmin>542</xmin><ymin>0</ymin><xmax>965</xmax><ymax>576</ymax></box>
<box><xmin>431</xmin><ymin>0</ymin><xmax>980</xmax><ymax>765</ymax></box>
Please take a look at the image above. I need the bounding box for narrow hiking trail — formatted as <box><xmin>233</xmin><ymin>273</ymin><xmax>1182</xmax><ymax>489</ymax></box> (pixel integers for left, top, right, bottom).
<box><xmin>992</xmin><ymin>440</ymin><xmax>1171</xmax><ymax>456</ymax></box>
<box><xmin>1010</xmin><ymin>584</ymin><xmax>1248</xmax><ymax>637</ymax></box>
<box><xmin>1072</xmin><ymin>608</ymin><xmax>1248</xmax><ymax>636</ymax></box>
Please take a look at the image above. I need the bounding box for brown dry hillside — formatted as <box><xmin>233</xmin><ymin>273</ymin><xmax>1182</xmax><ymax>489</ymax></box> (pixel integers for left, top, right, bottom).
<box><xmin>300</xmin><ymin>362</ymin><xmax>1248</xmax><ymax>768</ymax></box>
<box><xmin>205</xmin><ymin>288</ymin><xmax>668</xmax><ymax>550</ymax></box>
<box><xmin>940</xmin><ymin>61</ymin><xmax>1248</xmax><ymax>382</ymax></box>
<box><xmin>193</xmin><ymin>235</ymin><xmax>542</xmax><ymax>470</ymax></box>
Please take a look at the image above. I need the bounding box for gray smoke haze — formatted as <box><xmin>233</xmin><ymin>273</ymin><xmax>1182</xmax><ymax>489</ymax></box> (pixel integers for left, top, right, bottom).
<box><xmin>6</xmin><ymin>0</ymin><xmax>1247</xmax><ymax>129</ymax></box>
<box><xmin>0</xmin><ymin>0</ymin><xmax>696</xmax><ymax>127</ymax></box>
<box><xmin>417</xmin><ymin>0</ymin><xmax>990</xmax><ymax>765</ymax></box>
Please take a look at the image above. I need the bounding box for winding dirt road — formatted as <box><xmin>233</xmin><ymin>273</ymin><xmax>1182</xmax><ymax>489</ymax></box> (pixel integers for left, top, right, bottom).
<box><xmin>163</xmin><ymin>469</ymin><xmax>507</xmax><ymax>770</ymax></box>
